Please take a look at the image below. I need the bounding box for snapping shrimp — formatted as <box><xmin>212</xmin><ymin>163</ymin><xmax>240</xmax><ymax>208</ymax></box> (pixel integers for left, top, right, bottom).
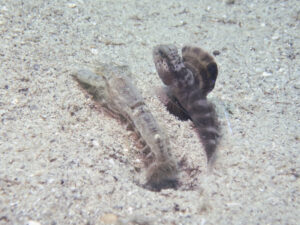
<box><xmin>72</xmin><ymin>63</ymin><xmax>178</xmax><ymax>191</ymax></box>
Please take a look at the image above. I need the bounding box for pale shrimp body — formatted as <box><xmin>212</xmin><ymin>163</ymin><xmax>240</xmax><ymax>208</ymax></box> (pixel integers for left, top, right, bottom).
<box><xmin>72</xmin><ymin>63</ymin><xmax>178</xmax><ymax>191</ymax></box>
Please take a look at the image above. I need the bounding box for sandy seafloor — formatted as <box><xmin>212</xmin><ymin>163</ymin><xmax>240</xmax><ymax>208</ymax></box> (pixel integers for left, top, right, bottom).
<box><xmin>0</xmin><ymin>0</ymin><xmax>299</xmax><ymax>224</ymax></box>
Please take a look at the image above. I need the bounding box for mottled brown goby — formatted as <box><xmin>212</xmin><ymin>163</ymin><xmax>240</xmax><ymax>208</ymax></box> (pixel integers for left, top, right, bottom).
<box><xmin>153</xmin><ymin>45</ymin><xmax>220</xmax><ymax>164</ymax></box>
<box><xmin>72</xmin><ymin>63</ymin><xmax>178</xmax><ymax>191</ymax></box>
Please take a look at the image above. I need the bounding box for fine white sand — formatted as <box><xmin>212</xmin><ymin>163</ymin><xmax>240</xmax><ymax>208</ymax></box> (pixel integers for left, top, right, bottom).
<box><xmin>0</xmin><ymin>0</ymin><xmax>299</xmax><ymax>224</ymax></box>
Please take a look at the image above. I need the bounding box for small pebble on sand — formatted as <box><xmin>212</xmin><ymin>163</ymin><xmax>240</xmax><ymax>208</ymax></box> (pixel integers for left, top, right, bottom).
<box><xmin>100</xmin><ymin>213</ymin><xmax>118</xmax><ymax>224</ymax></box>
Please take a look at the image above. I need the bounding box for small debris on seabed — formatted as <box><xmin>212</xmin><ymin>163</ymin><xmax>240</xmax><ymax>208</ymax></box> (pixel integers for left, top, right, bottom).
<box><xmin>293</xmin><ymin>81</ymin><xmax>300</xmax><ymax>89</ymax></box>
<box><xmin>27</xmin><ymin>221</ymin><xmax>41</xmax><ymax>225</ymax></box>
<box><xmin>100</xmin><ymin>213</ymin><xmax>118</xmax><ymax>224</ymax></box>
<box><xmin>213</xmin><ymin>50</ymin><xmax>221</xmax><ymax>56</ymax></box>
<box><xmin>225</xmin><ymin>0</ymin><xmax>235</xmax><ymax>4</ymax></box>
<box><xmin>67</xmin><ymin>3</ymin><xmax>77</xmax><ymax>8</ymax></box>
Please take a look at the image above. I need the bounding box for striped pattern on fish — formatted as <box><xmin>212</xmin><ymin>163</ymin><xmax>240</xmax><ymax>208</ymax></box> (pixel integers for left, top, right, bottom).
<box><xmin>153</xmin><ymin>45</ymin><xmax>220</xmax><ymax>163</ymax></box>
